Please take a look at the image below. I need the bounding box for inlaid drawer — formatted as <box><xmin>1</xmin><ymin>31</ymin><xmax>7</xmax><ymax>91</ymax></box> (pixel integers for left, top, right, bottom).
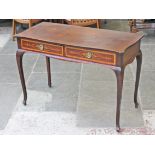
<box><xmin>21</xmin><ymin>39</ymin><xmax>63</xmax><ymax>56</ymax></box>
<box><xmin>65</xmin><ymin>46</ymin><xmax>116</xmax><ymax>65</ymax></box>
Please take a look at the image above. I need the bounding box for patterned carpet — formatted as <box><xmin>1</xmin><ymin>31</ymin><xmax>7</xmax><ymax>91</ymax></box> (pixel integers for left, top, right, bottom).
<box><xmin>0</xmin><ymin>90</ymin><xmax>153</xmax><ymax>135</ymax></box>
<box><xmin>1</xmin><ymin>111</ymin><xmax>155</xmax><ymax>135</ymax></box>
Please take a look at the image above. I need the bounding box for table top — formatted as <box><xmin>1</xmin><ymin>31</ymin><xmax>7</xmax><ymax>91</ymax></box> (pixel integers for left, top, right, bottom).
<box><xmin>16</xmin><ymin>22</ymin><xmax>144</xmax><ymax>53</ymax></box>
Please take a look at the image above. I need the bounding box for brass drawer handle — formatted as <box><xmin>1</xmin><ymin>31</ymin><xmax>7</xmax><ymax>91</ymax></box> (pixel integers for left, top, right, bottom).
<box><xmin>85</xmin><ymin>52</ymin><xmax>93</xmax><ymax>59</ymax></box>
<box><xmin>36</xmin><ymin>44</ymin><xmax>44</xmax><ymax>50</ymax></box>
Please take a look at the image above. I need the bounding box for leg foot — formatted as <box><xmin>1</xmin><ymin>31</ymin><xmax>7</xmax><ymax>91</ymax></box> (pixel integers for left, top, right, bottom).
<box><xmin>116</xmin><ymin>126</ymin><xmax>121</xmax><ymax>132</ymax></box>
<box><xmin>134</xmin><ymin>101</ymin><xmax>139</xmax><ymax>108</ymax></box>
<box><xmin>23</xmin><ymin>100</ymin><xmax>27</xmax><ymax>106</ymax></box>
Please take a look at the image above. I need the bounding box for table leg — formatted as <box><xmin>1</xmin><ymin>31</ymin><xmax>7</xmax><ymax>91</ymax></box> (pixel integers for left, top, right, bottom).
<box><xmin>134</xmin><ymin>50</ymin><xmax>142</xmax><ymax>108</ymax></box>
<box><xmin>114</xmin><ymin>68</ymin><xmax>124</xmax><ymax>132</ymax></box>
<box><xmin>46</xmin><ymin>56</ymin><xmax>52</xmax><ymax>87</ymax></box>
<box><xmin>16</xmin><ymin>51</ymin><xmax>27</xmax><ymax>105</ymax></box>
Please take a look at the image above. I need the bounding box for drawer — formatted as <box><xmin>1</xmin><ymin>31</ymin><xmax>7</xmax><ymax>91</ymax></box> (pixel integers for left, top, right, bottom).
<box><xmin>21</xmin><ymin>39</ymin><xmax>63</xmax><ymax>56</ymax></box>
<box><xmin>65</xmin><ymin>46</ymin><xmax>116</xmax><ymax>65</ymax></box>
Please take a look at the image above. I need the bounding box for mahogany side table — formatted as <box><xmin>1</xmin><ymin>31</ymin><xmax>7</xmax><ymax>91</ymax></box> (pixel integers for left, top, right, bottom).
<box><xmin>15</xmin><ymin>22</ymin><xmax>144</xmax><ymax>132</ymax></box>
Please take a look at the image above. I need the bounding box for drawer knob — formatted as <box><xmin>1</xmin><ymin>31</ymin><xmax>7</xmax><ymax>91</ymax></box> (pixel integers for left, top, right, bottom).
<box><xmin>36</xmin><ymin>44</ymin><xmax>44</xmax><ymax>51</ymax></box>
<box><xmin>85</xmin><ymin>52</ymin><xmax>93</xmax><ymax>59</ymax></box>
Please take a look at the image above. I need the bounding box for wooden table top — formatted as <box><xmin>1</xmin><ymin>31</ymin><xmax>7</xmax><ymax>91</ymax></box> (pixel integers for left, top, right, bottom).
<box><xmin>16</xmin><ymin>22</ymin><xmax>144</xmax><ymax>53</ymax></box>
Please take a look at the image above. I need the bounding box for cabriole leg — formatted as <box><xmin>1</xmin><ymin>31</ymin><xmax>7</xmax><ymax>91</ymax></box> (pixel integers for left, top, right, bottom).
<box><xmin>134</xmin><ymin>50</ymin><xmax>142</xmax><ymax>108</ymax></box>
<box><xmin>46</xmin><ymin>56</ymin><xmax>52</xmax><ymax>87</ymax></box>
<box><xmin>16</xmin><ymin>51</ymin><xmax>27</xmax><ymax>105</ymax></box>
<box><xmin>114</xmin><ymin>68</ymin><xmax>124</xmax><ymax>132</ymax></box>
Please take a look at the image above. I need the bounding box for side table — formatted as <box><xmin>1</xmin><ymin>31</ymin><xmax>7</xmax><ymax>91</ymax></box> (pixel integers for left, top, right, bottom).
<box><xmin>15</xmin><ymin>22</ymin><xmax>144</xmax><ymax>131</ymax></box>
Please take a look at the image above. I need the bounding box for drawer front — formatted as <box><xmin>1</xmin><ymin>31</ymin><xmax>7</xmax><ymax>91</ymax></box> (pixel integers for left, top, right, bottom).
<box><xmin>65</xmin><ymin>46</ymin><xmax>116</xmax><ymax>65</ymax></box>
<box><xmin>21</xmin><ymin>39</ymin><xmax>63</xmax><ymax>56</ymax></box>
